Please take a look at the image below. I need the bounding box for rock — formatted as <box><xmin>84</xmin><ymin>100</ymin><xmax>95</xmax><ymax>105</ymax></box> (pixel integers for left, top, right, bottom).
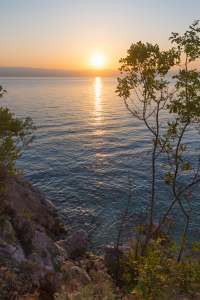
<box><xmin>12</xmin><ymin>216</ymin><xmax>35</xmax><ymax>256</ymax></box>
<box><xmin>31</xmin><ymin>231</ymin><xmax>68</xmax><ymax>261</ymax></box>
<box><xmin>2</xmin><ymin>221</ymin><xmax>13</xmax><ymax>236</ymax></box>
<box><xmin>0</xmin><ymin>237</ymin><xmax>15</xmax><ymax>258</ymax></box>
<box><xmin>0</xmin><ymin>237</ymin><xmax>26</xmax><ymax>266</ymax></box>
<box><xmin>12</xmin><ymin>245</ymin><xmax>26</xmax><ymax>266</ymax></box>
<box><xmin>104</xmin><ymin>245</ymin><xmax>133</xmax><ymax>273</ymax></box>
<box><xmin>0</xmin><ymin>220</ymin><xmax>16</xmax><ymax>245</ymax></box>
<box><xmin>4</xmin><ymin>177</ymin><xmax>59</xmax><ymax>234</ymax></box>
<box><xmin>67</xmin><ymin>265</ymin><xmax>91</xmax><ymax>286</ymax></box>
<box><xmin>56</xmin><ymin>230</ymin><xmax>88</xmax><ymax>259</ymax></box>
<box><xmin>46</xmin><ymin>261</ymin><xmax>91</xmax><ymax>294</ymax></box>
<box><xmin>13</xmin><ymin>268</ymin><xmax>20</xmax><ymax>272</ymax></box>
<box><xmin>45</xmin><ymin>265</ymin><xmax>54</xmax><ymax>274</ymax></box>
<box><xmin>45</xmin><ymin>273</ymin><xmax>66</xmax><ymax>294</ymax></box>
<box><xmin>12</xmin><ymin>215</ymin><xmax>27</xmax><ymax>231</ymax></box>
<box><xmin>28</xmin><ymin>253</ymin><xmax>47</xmax><ymax>287</ymax></box>
<box><xmin>0</xmin><ymin>177</ymin><xmax>92</xmax><ymax>298</ymax></box>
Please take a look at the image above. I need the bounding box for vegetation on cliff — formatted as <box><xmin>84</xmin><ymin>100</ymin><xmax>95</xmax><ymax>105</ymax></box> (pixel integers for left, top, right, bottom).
<box><xmin>0</xmin><ymin>87</ymin><xmax>36</xmax><ymax>194</ymax></box>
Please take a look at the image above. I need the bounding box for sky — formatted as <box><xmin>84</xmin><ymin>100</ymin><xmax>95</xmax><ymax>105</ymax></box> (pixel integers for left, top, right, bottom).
<box><xmin>1</xmin><ymin>0</ymin><xmax>200</xmax><ymax>71</ymax></box>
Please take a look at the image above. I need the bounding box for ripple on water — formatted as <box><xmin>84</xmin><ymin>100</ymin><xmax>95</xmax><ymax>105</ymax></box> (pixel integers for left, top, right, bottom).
<box><xmin>1</xmin><ymin>77</ymin><xmax>200</xmax><ymax>251</ymax></box>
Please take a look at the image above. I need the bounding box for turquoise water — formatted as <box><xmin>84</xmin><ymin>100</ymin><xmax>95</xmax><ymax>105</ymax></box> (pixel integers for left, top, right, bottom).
<box><xmin>0</xmin><ymin>77</ymin><xmax>200</xmax><ymax>251</ymax></box>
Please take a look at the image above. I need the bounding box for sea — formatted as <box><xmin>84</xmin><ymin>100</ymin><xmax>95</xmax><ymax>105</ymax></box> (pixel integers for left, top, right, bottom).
<box><xmin>0</xmin><ymin>77</ymin><xmax>200</xmax><ymax>253</ymax></box>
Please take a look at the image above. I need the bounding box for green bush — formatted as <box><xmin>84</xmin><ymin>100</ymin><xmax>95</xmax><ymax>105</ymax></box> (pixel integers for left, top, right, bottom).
<box><xmin>0</xmin><ymin>86</ymin><xmax>36</xmax><ymax>193</ymax></box>
<box><xmin>0</xmin><ymin>106</ymin><xmax>36</xmax><ymax>177</ymax></box>
<box><xmin>121</xmin><ymin>237</ymin><xmax>200</xmax><ymax>299</ymax></box>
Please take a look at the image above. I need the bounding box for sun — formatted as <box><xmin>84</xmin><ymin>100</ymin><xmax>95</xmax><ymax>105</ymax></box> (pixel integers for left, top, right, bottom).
<box><xmin>91</xmin><ymin>54</ymin><xmax>104</xmax><ymax>67</ymax></box>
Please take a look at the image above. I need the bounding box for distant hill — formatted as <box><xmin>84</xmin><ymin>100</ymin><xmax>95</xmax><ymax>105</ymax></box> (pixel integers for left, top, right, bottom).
<box><xmin>0</xmin><ymin>66</ymin><xmax>179</xmax><ymax>78</ymax></box>
<box><xmin>0</xmin><ymin>67</ymin><xmax>122</xmax><ymax>77</ymax></box>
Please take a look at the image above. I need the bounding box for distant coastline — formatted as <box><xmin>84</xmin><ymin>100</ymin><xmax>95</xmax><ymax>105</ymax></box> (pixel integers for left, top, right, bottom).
<box><xmin>0</xmin><ymin>66</ymin><xmax>179</xmax><ymax>77</ymax></box>
<box><xmin>0</xmin><ymin>66</ymin><xmax>122</xmax><ymax>77</ymax></box>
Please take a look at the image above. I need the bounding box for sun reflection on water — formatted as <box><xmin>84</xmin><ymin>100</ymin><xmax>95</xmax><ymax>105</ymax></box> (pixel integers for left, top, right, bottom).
<box><xmin>94</xmin><ymin>77</ymin><xmax>102</xmax><ymax>128</ymax></box>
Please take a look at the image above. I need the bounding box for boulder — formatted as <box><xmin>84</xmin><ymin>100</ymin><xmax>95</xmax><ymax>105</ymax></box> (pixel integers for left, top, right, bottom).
<box><xmin>56</xmin><ymin>230</ymin><xmax>87</xmax><ymax>259</ymax></box>
<box><xmin>12</xmin><ymin>245</ymin><xmax>26</xmax><ymax>266</ymax></box>
<box><xmin>12</xmin><ymin>215</ymin><xmax>30</xmax><ymax>231</ymax></box>
<box><xmin>45</xmin><ymin>273</ymin><xmax>66</xmax><ymax>294</ymax></box>
<box><xmin>67</xmin><ymin>264</ymin><xmax>91</xmax><ymax>286</ymax></box>
<box><xmin>31</xmin><ymin>231</ymin><xmax>68</xmax><ymax>261</ymax></box>
<box><xmin>27</xmin><ymin>253</ymin><xmax>47</xmax><ymax>286</ymax></box>
<box><xmin>0</xmin><ymin>237</ymin><xmax>16</xmax><ymax>258</ymax></box>
<box><xmin>104</xmin><ymin>245</ymin><xmax>133</xmax><ymax>273</ymax></box>
<box><xmin>46</xmin><ymin>261</ymin><xmax>91</xmax><ymax>294</ymax></box>
<box><xmin>0</xmin><ymin>237</ymin><xmax>26</xmax><ymax>266</ymax></box>
<box><xmin>26</xmin><ymin>253</ymin><xmax>54</xmax><ymax>287</ymax></box>
<box><xmin>1</xmin><ymin>221</ymin><xmax>13</xmax><ymax>236</ymax></box>
<box><xmin>4</xmin><ymin>177</ymin><xmax>59</xmax><ymax>234</ymax></box>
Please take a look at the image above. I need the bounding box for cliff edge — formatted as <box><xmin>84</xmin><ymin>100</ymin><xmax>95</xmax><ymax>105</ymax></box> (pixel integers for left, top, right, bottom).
<box><xmin>0</xmin><ymin>177</ymin><xmax>95</xmax><ymax>299</ymax></box>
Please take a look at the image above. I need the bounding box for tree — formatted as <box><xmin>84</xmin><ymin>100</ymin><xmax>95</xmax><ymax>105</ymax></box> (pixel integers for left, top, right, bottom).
<box><xmin>116</xmin><ymin>20</ymin><xmax>200</xmax><ymax>260</ymax></box>
<box><xmin>0</xmin><ymin>86</ymin><xmax>36</xmax><ymax>184</ymax></box>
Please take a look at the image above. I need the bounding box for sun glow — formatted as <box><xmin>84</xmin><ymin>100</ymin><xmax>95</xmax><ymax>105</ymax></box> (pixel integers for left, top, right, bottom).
<box><xmin>91</xmin><ymin>54</ymin><xmax>104</xmax><ymax>67</ymax></box>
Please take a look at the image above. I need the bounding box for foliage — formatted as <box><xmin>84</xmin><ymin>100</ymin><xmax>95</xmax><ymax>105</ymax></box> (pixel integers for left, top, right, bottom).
<box><xmin>0</xmin><ymin>265</ymin><xmax>39</xmax><ymax>299</ymax></box>
<box><xmin>0</xmin><ymin>210</ymin><xmax>15</xmax><ymax>244</ymax></box>
<box><xmin>21</xmin><ymin>209</ymin><xmax>32</xmax><ymax>221</ymax></box>
<box><xmin>116</xmin><ymin>20</ymin><xmax>200</xmax><ymax>258</ymax></box>
<box><xmin>0</xmin><ymin>85</ymin><xmax>7</xmax><ymax>98</ymax></box>
<box><xmin>54</xmin><ymin>256</ymin><xmax>120</xmax><ymax>300</ymax></box>
<box><xmin>54</xmin><ymin>283</ymin><xmax>118</xmax><ymax>300</ymax></box>
<box><xmin>121</xmin><ymin>235</ymin><xmax>200</xmax><ymax>300</ymax></box>
<box><xmin>0</xmin><ymin>92</ymin><xmax>36</xmax><ymax>183</ymax></box>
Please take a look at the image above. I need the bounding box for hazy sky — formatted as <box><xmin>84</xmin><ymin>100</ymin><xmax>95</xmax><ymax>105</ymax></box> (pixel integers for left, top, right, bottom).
<box><xmin>1</xmin><ymin>0</ymin><xmax>200</xmax><ymax>70</ymax></box>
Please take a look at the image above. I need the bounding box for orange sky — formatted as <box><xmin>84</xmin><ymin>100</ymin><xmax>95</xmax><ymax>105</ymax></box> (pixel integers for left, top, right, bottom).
<box><xmin>1</xmin><ymin>0</ymin><xmax>200</xmax><ymax>71</ymax></box>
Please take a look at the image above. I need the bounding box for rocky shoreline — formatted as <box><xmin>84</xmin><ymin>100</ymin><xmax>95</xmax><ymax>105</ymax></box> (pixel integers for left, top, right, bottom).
<box><xmin>0</xmin><ymin>176</ymin><xmax>131</xmax><ymax>300</ymax></box>
<box><xmin>0</xmin><ymin>177</ymin><xmax>114</xmax><ymax>299</ymax></box>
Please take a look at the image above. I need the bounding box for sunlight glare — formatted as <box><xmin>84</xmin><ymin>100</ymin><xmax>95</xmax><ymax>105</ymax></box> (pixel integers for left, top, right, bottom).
<box><xmin>91</xmin><ymin>54</ymin><xmax>104</xmax><ymax>67</ymax></box>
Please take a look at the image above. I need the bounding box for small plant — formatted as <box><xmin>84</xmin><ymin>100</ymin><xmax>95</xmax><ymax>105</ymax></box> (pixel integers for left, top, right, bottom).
<box><xmin>0</xmin><ymin>213</ymin><xmax>11</xmax><ymax>227</ymax></box>
<box><xmin>54</xmin><ymin>283</ymin><xmax>118</xmax><ymax>300</ymax></box>
<box><xmin>54</xmin><ymin>261</ymin><xmax>64</xmax><ymax>273</ymax></box>
<box><xmin>0</xmin><ymin>265</ymin><xmax>36</xmax><ymax>299</ymax></box>
<box><xmin>21</xmin><ymin>209</ymin><xmax>32</xmax><ymax>221</ymax></box>
<box><xmin>54</xmin><ymin>286</ymin><xmax>68</xmax><ymax>300</ymax></box>
<box><xmin>21</xmin><ymin>259</ymin><xmax>37</xmax><ymax>274</ymax></box>
<box><xmin>5</xmin><ymin>229</ymin><xmax>16</xmax><ymax>244</ymax></box>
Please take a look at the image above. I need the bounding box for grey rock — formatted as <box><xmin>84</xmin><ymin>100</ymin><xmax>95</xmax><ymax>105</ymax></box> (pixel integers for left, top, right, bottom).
<box><xmin>104</xmin><ymin>245</ymin><xmax>133</xmax><ymax>272</ymax></box>
<box><xmin>4</xmin><ymin>177</ymin><xmax>59</xmax><ymax>233</ymax></box>
<box><xmin>2</xmin><ymin>221</ymin><xmax>13</xmax><ymax>236</ymax></box>
<box><xmin>45</xmin><ymin>265</ymin><xmax>54</xmax><ymax>274</ymax></box>
<box><xmin>12</xmin><ymin>245</ymin><xmax>26</xmax><ymax>266</ymax></box>
<box><xmin>31</xmin><ymin>231</ymin><xmax>68</xmax><ymax>261</ymax></box>
<box><xmin>0</xmin><ymin>237</ymin><xmax>26</xmax><ymax>266</ymax></box>
<box><xmin>12</xmin><ymin>215</ymin><xmax>27</xmax><ymax>231</ymax></box>
<box><xmin>28</xmin><ymin>253</ymin><xmax>47</xmax><ymax>287</ymax></box>
<box><xmin>56</xmin><ymin>230</ymin><xmax>87</xmax><ymax>259</ymax></box>
<box><xmin>68</xmin><ymin>265</ymin><xmax>91</xmax><ymax>285</ymax></box>
<box><xmin>46</xmin><ymin>262</ymin><xmax>91</xmax><ymax>294</ymax></box>
<box><xmin>0</xmin><ymin>237</ymin><xmax>15</xmax><ymax>257</ymax></box>
<box><xmin>13</xmin><ymin>268</ymin><xmax>21</xmax><ymax>272</ymax></box>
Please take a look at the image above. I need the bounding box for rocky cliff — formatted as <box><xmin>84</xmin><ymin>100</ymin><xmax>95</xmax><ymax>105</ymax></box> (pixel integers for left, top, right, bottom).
<box><xmin>0</xmin><ymin>177</ymin><xmax>99</xmax><ymax>299</ymax></box>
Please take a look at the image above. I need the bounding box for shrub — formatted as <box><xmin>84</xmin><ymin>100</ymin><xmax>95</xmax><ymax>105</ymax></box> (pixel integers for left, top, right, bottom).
<box><xmin>121</xmin><ymin>236</ymin><xmax>200</xmax><ymax>299</ymax></box>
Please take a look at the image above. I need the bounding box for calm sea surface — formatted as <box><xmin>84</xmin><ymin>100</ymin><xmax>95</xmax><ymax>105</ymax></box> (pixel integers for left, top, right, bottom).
<box><xmin>0</xmin><ymin>77</ymin><xmax>200</xmax><ymax>252</ymax></box>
